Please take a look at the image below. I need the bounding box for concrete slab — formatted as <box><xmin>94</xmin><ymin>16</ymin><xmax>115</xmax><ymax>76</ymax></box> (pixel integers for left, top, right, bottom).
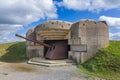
<box><xmin>28</xmin><ymin>58</ymin><xmax>75</xmax><ymax>67</ymax></box>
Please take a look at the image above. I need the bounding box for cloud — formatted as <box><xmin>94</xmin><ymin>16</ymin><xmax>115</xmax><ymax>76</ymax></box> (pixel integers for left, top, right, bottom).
<box><xmin>0</xmin><ymin>24</ymin><xmax>23</xmax><ymax>35</ymax></box>
<box><xmin>99</xmin><ymin>16</ymin><xmax>120</xmax><ymax>28</ymax></box>
<box><xmin>0</xmin><ymin>0</ymin><xmax>57</xmax><ymax>43</ymax></box>
<box><xmin>0</xmin><ymin>24</ymin><xmax>23</xmax><ymax>43</ymax></box>
<box><xmin>59</xmin><ymin>0</ymin><xmax>120</xmax><ymax>12</ymax></box>
<box><xmin>109</xmin><ymin>32</ymin><xmax>120</xmax><ymax>40</ymax></box>
<box><xmin>0</xmin><ymin>0</ymin><xmax>57</xmax><ymax>24</ymax></box>
<box><xmin>57</xmin><ymin>0</ymin><xmax>90</xmax><ymax>10</ymax></box>
<box><xmin>99</xmin><ymin>15</ymin><xmax>120</xmax><ymax>40</ymax></box>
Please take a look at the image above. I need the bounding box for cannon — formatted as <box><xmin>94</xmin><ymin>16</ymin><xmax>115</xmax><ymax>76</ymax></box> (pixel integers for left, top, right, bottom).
<box><xmin>15</xmin><ymin>34</ymin><xmax>68</xmax><ymax>59</ymax></box>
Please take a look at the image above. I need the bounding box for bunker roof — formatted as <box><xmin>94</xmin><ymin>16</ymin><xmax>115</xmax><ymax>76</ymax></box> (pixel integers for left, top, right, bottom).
<box><xmin>35</xmin><ymin>20</ymin><xmax>72</xmax><ymax>32</ymax></box>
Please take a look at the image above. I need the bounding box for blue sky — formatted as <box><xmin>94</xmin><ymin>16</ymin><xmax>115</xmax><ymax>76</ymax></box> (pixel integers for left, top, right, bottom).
<box><xmin>0</xmin><ymin>0</ymin><xmax>120</xmax><ymax>43</ymax></box>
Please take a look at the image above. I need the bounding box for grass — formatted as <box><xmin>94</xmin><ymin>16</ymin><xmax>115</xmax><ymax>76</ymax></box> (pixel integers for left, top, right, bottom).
<box><xmin>0</xmin><ymin>42</ymin><xmax>28</xmax><ymax>62</ymax></box>
<box><xmin>78</xmin><ymin>41</ymin><xmax>120</xmax><ymax>79</ymax></box>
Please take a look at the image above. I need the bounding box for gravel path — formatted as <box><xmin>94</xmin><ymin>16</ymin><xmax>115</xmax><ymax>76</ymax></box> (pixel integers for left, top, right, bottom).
<box><xmin>0</xmin><ymin>62</ymin><xmax>103</xmax><ymax>80</ymax></box>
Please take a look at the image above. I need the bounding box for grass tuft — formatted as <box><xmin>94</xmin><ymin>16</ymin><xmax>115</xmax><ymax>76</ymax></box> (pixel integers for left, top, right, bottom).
<box><xmin>0</xmin><ymin>42</ymin><xmax>28</xmax><ymax>62</ymax></box>
<box><xmin>78</xmin><ymin>41</ymin><xmax>120</xmax><ymax>79</ymax></box>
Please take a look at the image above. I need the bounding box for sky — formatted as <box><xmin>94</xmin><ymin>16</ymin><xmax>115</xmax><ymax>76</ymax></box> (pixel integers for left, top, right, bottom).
<box><xmin>0</xmin><ymin>0</ymin><xmax>120</xmax><ymax>43</ymax></box>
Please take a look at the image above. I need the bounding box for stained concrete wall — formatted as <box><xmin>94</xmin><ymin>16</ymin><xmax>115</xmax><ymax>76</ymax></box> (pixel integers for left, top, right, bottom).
<box><xmin>26</xmin><ymin>20</ymin><xmax>72</xmax><ymax>59</ymax></box>
<box><xmin>69</xmin><ymin>20</ymin><xmax>109</xmax><ymax>63</ymax></box>
<box><xmin>35</xmin><ymin>20</ymin><xmax>72</xmax><ymax>32</ymax></box>
<box><xmin>26</xmin><ymin>29</ymin><xmax>44</xmax><ymax>58</ymax></box>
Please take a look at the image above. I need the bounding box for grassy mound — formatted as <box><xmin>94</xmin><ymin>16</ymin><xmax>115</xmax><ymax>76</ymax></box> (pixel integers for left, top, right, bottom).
<box><xmin>79</xmin><ymin>41</ymin><xmax>120</xmax><ymax>79</ymax></box>
<box><xmin>0</xmin><ymin>42</ymin><xmax>28</xmax><ymax>62</ymax></box>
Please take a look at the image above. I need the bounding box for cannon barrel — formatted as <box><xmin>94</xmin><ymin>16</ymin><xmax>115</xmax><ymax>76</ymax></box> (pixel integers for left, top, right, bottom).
<box><xmin>15</xmin><ymin>34</ymin><xmax>52</xmax><ymax>48</ymax></box>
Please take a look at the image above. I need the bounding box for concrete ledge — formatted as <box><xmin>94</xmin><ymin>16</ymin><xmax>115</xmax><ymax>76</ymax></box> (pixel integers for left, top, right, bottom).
<box><xmin>68</xmin><ymin>38</ymin><xmax>81</xmax><ymax>45</ymax></box>
<box><xmin>28</xmin><ymin>58</ymin><xmax>75</xmax><ymax>67</ymax></box>
<box><xmin>27</xmin><ymin>46</ymin><xmax>44</xmax><ymax>49</ymax></box>
<box><xmin>71</xmin><ymin>44</ymin><xmax>87</xmax><ymax>52</ymax></box>
<box><xmin>28</xmin><ymin>61</ymin><xmax>73</xmax><ymax>67</ymax></box>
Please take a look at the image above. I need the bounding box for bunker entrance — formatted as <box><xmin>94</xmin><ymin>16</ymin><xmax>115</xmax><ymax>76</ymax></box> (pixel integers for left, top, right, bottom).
<box><xmin>44</xmin><ymin>40</ymin><xmax>70</xmax><ymax>60</ymax></box>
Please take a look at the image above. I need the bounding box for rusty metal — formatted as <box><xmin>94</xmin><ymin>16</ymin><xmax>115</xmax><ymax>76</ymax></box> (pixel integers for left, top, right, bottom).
<box><xmin>15</xmin><ymin>34</ymin><xmax>52</xmax><ymax>48</ymax></box>
<box><xmin>45</xmin><ymin>42</ymin><xmax>68</xmax><ymax>59</ymax></box>
<box><xmin>15</xmin><ymin>34</ymin><xmax>68</xmax><ymax>59</ymax></box>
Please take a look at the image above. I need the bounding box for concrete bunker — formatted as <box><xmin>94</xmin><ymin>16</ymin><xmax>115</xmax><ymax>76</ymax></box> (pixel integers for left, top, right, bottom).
<box><xmin>26</xmin><ymin>21</ymin><xmax>72</xmax><ymax>60</ymax></box>
<box><xmin>26</xmin><ymin>20</ymin><xmax>109</xmax><ymax>64</ymax></box>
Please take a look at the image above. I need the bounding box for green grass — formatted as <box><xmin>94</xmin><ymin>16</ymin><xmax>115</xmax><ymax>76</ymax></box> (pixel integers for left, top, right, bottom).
<box><xmin>78</xmin><ymin>41</ymin><xmax>120</xmax><ymax>79</ymax></box>
<box><xmin>0</xmin><ymin>42</ymin><xmax>28</xmax><ymax>62</ymax></box>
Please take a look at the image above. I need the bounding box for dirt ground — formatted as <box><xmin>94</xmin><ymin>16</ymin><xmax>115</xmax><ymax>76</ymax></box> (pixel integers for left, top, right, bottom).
<box><xmin>0</xmin><ymin>62</ymin><xmax>103</xmax><ymax>80</ymax></box>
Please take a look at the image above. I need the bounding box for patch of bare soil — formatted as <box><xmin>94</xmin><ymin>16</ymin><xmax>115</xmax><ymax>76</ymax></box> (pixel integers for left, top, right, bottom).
<box><xmin>0</xmin><ymin>61</ymin><xmax>4</xmax><ymax>65</ymax></box>
<box><xmin>10</xmin><ymin>63</ymin><xmax>37</xmax><ymax>72</ymax></box>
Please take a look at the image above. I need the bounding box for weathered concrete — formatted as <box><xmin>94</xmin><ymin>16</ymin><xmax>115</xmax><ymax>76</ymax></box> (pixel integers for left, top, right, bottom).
<box><xmin>26</xmin><ymin>29</ymin><xmax>44</xmax><ymax>58</ymax></box>
<box><xmin>35</xmin><ymin>20</ymin><xmax>72</xmax><ymax>32</ymax></box>
<box><xmin>26</xmin><ymin>20</ymin><xmax>109</xmax><ymax>63</ymax></box>
<box><xmin>69</xmin><ymin>20</ymin><xmax>109</xmax><ymax>63</ymax></box>
<box><xmin>34</xmin><ymin>21</ymin><xmax>72</xmax><ymax>40</ymax></box>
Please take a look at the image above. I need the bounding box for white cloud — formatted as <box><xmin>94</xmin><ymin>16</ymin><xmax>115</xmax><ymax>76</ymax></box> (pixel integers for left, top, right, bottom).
<box><xmin>0</xmin><ymin>34</ymin><xmax>25</xmax><ymax>43</ymax></box>
<box><xmin>109</xmin><ymin>32</ymin><xmax>120</xmax><ymax>40</ymax></box>
<box><xmin>0</xmin><ymin>0</ymin><xmax>57</xmax><ymax>43</ymax></box>
<box><xmin>0</xmin><ymin>0</ymin><xmax>57</xmax><ymax>24</ymax></box>
<box><xmin>60</xmin><ymin>0</ymin><xmax>120</xmax><ymax>12</ymax></box>
<box><xmin>99</xmin><ymin>15</ymin><xmax>120</xmax><ymax>40</ymax></box>
<box><xmin>99</xmin><ymin>16</ymin><xmax>120</xmax><ymax>28</ymax></box>
<box><xmin>0</xmin><ymin>24</ymin><xmax>23</xmax><ymax>43</ymax></box>
<box><xmin>60</xmin><ymin>0</ymin><xmax>90</xmax><ymax>10</ymax></box>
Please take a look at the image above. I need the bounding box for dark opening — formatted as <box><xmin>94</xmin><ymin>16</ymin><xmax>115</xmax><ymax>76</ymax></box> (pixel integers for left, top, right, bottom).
<box><xmin>43</xmin><ymin>40</ymin><xmax>70</xmax><ymax>59</ymax></box>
